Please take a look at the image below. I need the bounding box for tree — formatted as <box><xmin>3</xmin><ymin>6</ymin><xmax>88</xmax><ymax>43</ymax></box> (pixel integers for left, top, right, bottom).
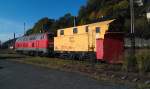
<box><xmin>57</xmin><ymin>13</ymin><xmax>75</xmax><ymax>28</ymax></box>
<box><xmin>25</xmin><ymin>13</ymin><xmax>75</xmax><ymax>36</ymax></box>
<box><xmin>25</xmin><ymin>0</ymin><xmax>150</xmax><ymax>39</ymax></box>
<box><xmin>25</xmin><ymin>29</ymin><xmax>33</xmax><ymax>35</ymax></box>
<box><xmin>25</xmin><ymin>17</ymin><xmax>55</xmax><ymax>35</ymax></box>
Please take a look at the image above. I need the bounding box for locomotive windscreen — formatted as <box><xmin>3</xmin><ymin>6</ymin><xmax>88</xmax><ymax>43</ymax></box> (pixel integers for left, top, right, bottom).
<box><xmin>48</xmin><ymin>33</ymin><xmax>54</xmax><ymax>40</ymax></box>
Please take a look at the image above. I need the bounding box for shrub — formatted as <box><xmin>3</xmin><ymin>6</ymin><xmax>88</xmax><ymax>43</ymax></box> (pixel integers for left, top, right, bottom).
<box><xmin>136</xmin><ymin>50</ymin><xmax>150</xmax><ymax>73</ymax></box>
<box><xmin>122</xmin><ymin>54</ymin><xmax>138</xmax><ymax>72</ymax></box>
<box><xmin>123</xmin><ymin>49</ymin><xmax>150</xmax><ymax>73</ymax></box>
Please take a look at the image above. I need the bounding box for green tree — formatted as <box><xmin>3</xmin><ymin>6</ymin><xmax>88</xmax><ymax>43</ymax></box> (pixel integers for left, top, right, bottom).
<box><xmin>57</xmin><ymin>13</ymin><xmax>75</xmax><ymax>29</ymax></box>
<box><xmin>25</xmin><ymin>17</ymin><xmax>55</xmax><ymax>35</ymax></box>
<box><xmin>25</xmin><ymin>0</ymin><xmax>150</xmax><ymax>39</ymax></box>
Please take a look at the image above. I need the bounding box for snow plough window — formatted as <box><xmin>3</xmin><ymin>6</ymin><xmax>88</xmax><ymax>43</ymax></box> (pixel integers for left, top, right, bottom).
<box><xmin>96</xmin><ymin>27</ymin><xmax>100</xmax><ymax>33</ymax></box>
<box><xmin>73</xmin><ymin>28</ymin><xmax>78</xmax><ymax>34</ymax></box>
<box><xmin>85</xmin><ymin>26</ymin><xmax>89</xmax><ymax>32</ymax></box>
<box><xmin>60</xmin><ymin>30</ymin><xmax>64</xmax><ymax>35</ymax></box>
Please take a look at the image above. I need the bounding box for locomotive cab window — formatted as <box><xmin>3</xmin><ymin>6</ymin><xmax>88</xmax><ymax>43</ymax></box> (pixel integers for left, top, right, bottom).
<box><xmin>48</xmin><ymin>34</ymin><xmax>54</xmax><ymax>40</ymax></box>
<box><xmin>73</xmin><ymin>28</ymin><xmax>78</xmax><ymax>34</ymax></box>
<box><xmin>60</xmin><ymin>30</ymin><xmax>64</xmax><ymax>35</ymax></box>
<box><xmin>96</xmin><ymin>27</ymin><xmax>100</xmax><ymax>33</ymax></box>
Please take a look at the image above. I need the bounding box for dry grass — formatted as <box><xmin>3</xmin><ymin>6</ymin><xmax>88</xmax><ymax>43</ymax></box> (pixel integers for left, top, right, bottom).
<box><xmin>123</xmin><ymin>49</ymin><xmax>150</xmax><ymax>73</ymax></box>
<box><xmin>137</xmin><ymin>84</ymin><xmax>150</xmax><ymax>89</ymax></box>
<box><xmin>23</xmin><ymin>57</ymin><xmax>96</xmax><ymax>71</ymax></box>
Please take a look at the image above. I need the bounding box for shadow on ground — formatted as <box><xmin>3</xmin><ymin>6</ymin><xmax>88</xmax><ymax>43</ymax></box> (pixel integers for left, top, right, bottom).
<box><xmin>0</xmin><ymin>66</ymin><xmax>3</xmax><ymax>69</ymax></box>
<box><xmin>0</xmin><ymin>49</ymin><xmax>25</xmax><ymax>60</ymax></box>
<box><xmin>0</xmin><ymin>56</ymin><xmax>25</xmax><ymax>60</ymax></box>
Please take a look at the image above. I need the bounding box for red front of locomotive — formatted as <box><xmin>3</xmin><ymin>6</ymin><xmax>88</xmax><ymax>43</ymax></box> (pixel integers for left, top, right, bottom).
<box><xmin>15</xmin><ymin>33</ymin><xmax>54</xmax><ymax>56</ymax></box>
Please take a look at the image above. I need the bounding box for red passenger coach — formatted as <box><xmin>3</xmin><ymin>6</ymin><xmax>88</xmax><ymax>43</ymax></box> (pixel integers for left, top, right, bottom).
<box><xmin>15</xmin><ymin>33</ymin><xmax>54</xmax><ymax>56</ymax></box>
<box><xmin>96</xmin><ymin>32</ymin><xmax>124</xmax><ymax>64</ymax></box>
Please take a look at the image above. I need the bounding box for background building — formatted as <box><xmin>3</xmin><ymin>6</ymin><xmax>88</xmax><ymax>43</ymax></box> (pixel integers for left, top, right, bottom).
<box><xmin>145</xmin><ymin>0</ymin><xmax>150</xmax><ymax>22</ymax></box>
<box><xmin>134</xmin><ymin>0</ymin><xmax>144</xmax><ymax>6</ymax></box>
<box><xmin>147</xmin><ymin>8</ymin><xmax>150</xmax><ymax>22</ymax></box>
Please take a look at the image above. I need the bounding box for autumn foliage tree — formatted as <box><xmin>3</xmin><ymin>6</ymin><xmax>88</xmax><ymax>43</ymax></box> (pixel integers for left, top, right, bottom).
<box><xmin>25</xmin><ymin>0</ymin><xmax>150</xmax><ymax>39</ymax></box>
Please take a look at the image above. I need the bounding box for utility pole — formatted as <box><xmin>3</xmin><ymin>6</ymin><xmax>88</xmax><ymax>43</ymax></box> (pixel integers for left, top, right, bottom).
<box><xmin>0</xmin><ymin>40</ymin><xmax>1</xmax><ymax>49</ymax></box>
<box><xmin>130</xmin><ymin>0</ymin><xmax>136</xmax><ymax>57</ymax></box>
<box><xmin>24</xmin><ymin>22</ymin><xmax>26</xmax><ymax>35</ymax></box>
<box><xmin>13</xmin><ymin>33</ymin><xmax>16</xmax><ymax>49</ymax></box>
<box><xmin>74</xmin><ymin>16</ymin><xmax>76</xmax><ymax>27</ymax></box>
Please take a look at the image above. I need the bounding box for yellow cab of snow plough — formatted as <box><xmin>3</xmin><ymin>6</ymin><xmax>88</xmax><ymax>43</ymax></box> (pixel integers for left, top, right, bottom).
<box><xmin>54</xmin><ymin>19</ymin><xmax>124</xmax><ymax>64</ymax></box>
<box><xmin>54</xmin><ymin>20</ymin><xmax>114</xmax><ymax>52</ymax></box>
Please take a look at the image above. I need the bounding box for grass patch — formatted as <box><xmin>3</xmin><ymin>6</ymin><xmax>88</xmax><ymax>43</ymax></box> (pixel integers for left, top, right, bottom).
<box><xmin>23</xmin><ymin>57</ymin><xmax>93</xmax><ymax>71</ymax></box>
<box><xmin>123</xmin><ymin>49</ymin><xmax>150</xmax><ymax>73</ymax></box>
<box><xmin>137</xmin><ymin>84</ymin><xmax>150</xmax><ymax>89</ymax></box>
<box><xmin>0</xmin><ymin>53</ymin><xmax>25</xmax><ymax>60</ymax></box>
<box><xmin>136</xmin><ymin>49</ymin><xmax>150</xmax><ymax>73</ymax></box>
<box><xmin>0</xmin><ymin>49</ymin><xmax>26</xmax><ymax>60</ymax></box>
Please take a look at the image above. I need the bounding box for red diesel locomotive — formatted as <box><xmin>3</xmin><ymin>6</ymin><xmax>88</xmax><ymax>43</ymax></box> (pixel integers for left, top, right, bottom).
<box><xmin>15</xmin><ymin>33</ymin><xmax>54</xmax><ymax>56</ymax></box>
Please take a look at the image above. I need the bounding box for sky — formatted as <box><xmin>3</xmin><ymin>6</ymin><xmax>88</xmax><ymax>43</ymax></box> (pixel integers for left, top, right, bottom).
<box><xmin>0</xmin><ymin>0</ymin><xmax>86</xmax><ymax>42</ymax></box>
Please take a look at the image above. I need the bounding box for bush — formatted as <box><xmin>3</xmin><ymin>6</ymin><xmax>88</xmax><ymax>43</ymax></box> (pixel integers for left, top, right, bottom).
<box><xmin>123</xmin><ymin>49</ymin><xmax>150</xmax><ymax>73</ymax></box>
<box><xmin>137</xmin><ymin>84</ymin><xmax>150</xmax><ymax>89</ymax></box>
<box><xmin>136</xmin><ymin>50</ymin><xmax>150</xmax><ymax>73</ymax></box>
<box><xmin>122</xmin><ymin>54</ymin><xmax>138</xmax><ymax>72</ymax></box>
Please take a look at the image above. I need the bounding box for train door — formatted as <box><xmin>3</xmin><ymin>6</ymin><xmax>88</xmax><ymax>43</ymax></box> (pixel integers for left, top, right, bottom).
<box><xmin>96</xmin><ymin>39</ymin><xmax>104</xmax><ymax>61</ymax></box>
<box><xmin>36</xmin><ymin>40</ymin><xmax>39</xmax><ymax>52</ymax></box>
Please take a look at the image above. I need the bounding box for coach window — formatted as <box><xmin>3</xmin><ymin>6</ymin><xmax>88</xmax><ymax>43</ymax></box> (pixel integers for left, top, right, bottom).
<box><xmin>29</xmin><ymin>37</ymin><xmax>32</xmax><ymax>40</ymax></box>
<box><xmin>85</xmin><ymin>26</ymin><xmax>89</xmax><ymax>32</ymax></box>
<box><xmin>40</xmin><ymin>35</ymin><xmax>43</xmax><ymax>39</ymax></box>
<box><xmin>25</xmin><ymin>38</ymin><xmax>27</xmax><ymax>41</ymax></box>
<box><xmin>96</xmin><ymin>27</ymin><xmax>100</xmax><ymax>33</ymax></box>
<box><xmin>33</xmin><ymin>37</ymin><xmax>36</xmax><ymax>40</ymax></box>
<box><xmin>42</xmin><ymin>35</ymin><xmax>45</xmax><ymax>39</ymax></box>
<box><xmin>30</xmin><ymin>37</ymin><xmax>32</xmax><ymax>40</ymax></box>
<box><xmin>60</xmin><ymin>30</ymin><xmax>64</xmax><ymax>35</ymax></box>
<box><xmin>73</xmin><ymin>28</ymin><xmax>78</xmax><ymax>34</ymax></box>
